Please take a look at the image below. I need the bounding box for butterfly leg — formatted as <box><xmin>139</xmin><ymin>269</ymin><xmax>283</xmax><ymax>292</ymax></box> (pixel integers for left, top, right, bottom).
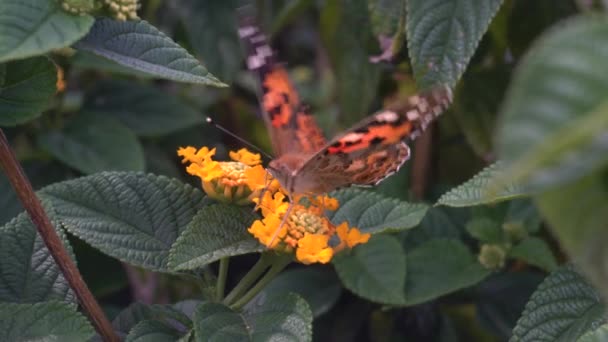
<box><xmin>253</xmin><ymin>169</ymin><xmax>273</xmax><ymax>213</ymax></box>
<box><xmin>267</xmin><ymin>196</ymin><xmax>295</xmax><ymax>248</ymax></box>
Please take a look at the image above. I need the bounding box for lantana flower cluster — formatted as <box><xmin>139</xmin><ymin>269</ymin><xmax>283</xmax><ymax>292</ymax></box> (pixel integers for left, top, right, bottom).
<box><xmin>178</xmin><ymin>146</ymin><xmax>371</xmax><ymax>264</ymax></box>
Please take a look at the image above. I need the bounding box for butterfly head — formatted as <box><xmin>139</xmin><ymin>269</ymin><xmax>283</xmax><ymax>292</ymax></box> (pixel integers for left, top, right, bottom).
<box><xmin>267</xmin><ymin>154</ymin><xmax>308</xmax><ymax>194</ymax></box>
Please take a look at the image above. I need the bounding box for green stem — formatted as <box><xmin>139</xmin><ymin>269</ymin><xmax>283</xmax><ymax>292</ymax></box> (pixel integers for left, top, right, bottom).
<box><xmin>223</xmin><ymin>254</ymin><xmax>272</xmax><ymax>306</ymax></box>
<box><xmin>215</xmin><ymin>258</ymin><xmax>229</xmax><ymax>301</ymax></box>
<box><xmin>230</xmin><ymin>256</ymin><xmax>291</xmax><ymax>310</ymax></box>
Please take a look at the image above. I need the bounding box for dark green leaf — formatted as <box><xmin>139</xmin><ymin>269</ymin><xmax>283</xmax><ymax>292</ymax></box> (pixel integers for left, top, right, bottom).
<box><xmin>168</xmin><ymin>204</ymin><xmax>261</xmax><ymax>271</ymax></box>
<box><xmin>126</xmin><ymin>320</ymin><xmax>183</xmax><ymax>342</ymax></box>
<box><xmin>244</xmin><ymin>292</ymin><xmax>313</xmax><ymax>342</ymax></box>
<box><xmin>194</xmin><ymin>293</ymin><xmax>313</xmax><ymax>341</ymax></box>
<box><xmin>75</xmin><ymin>19</ymin><xmax>226</xmax><ymax>87</ymax></box>
<box><xmin>466</xmin><ymin>217</ymin><xmax>504</xmax><ymax>244</ymax></box>
<box><xmin>113</xmin><ymin>303</ymin><xmax>192</xmax><ymax>338</ymax></box>
<box><xmin>333</xmin><ymin>235</ymin><xmax>407</xmax><ymax>304</ymax></box>
<box><xmin>511</xmin><ymin>265</ymin><xmax>607</xmax><ymax>342</ymax></box>
<box><xmin>534</xmin><ymin>170</ymin><xmax>608</xmax><ymax>300</ymax></box>
<box><xmin>496</xmin><ymin>15</ymin><xmax>608</xmax><ymax>190</ymax></box>
<box><xmin>193</xmin><ymin>302</ymin><xmax>249</xmax><ymax>341</ymax></box>
<box><xmin>401</xmin><ymin>206</ymin><xmax>463</xmax><ymax>250</ymax></box>
<box><xmin>39</xmin><ymin>113</ymin><xmax>145</xmax><ymax>174</ymax></box>
<box><xmin>71</xmin><ymin>51</ymin><xmax>154</xmax><ymax>78</ymax></box>
<box><xmin>179</xmin><ymin>0</ymin><xmax>242</xmax><ymax>83</ymax></box>
<box><xmin>0</xmin><ymin>174</ymin><xmax>20</xmax><ymax>225</ymax></box>
<box><xmin>255</xmin><ymin>267</ymin><xmax>342</xmax><ymax>318</ymax></box>
<box><xmin>0</xmin><ymin>212</ymin><xmax>75</xmax><ymax>304</ymax></box>
<box><xmin>0</xmin><ymin>301</ymin><xmax>94</xmax><ymax>341</ymax></box>
<box><xmin>436</xmin><ymin>162</ymin><xmax>526</xmax><ymax>207</ymax></box>
<box><xmin>579</xmin><ymin>324</ymin><xmax>608</xmax><ymax>342</ymax></box>
<box><xmin>475</xmin><ymin>272</ymin><xmax>544</xmax><ymax>340</ymax></box>
<box><xmin>509</xmin><ymin>237</ymin><xmax>557</xmax><ymax>272</ymax></box>
<box><xmin>39</xmin><ymin>172</ymin><xmax>209</xmax><ymax>271</ymax></box>
<box><xmin>84</xmin><ymin>80</ymin><xmax>204</xmax><ymax>137</ymax></box>
<box><xmin>328</xmin><ymin>188</ymin><xmax>429</xmax><ymax>234</ymax></box>
<box><xmin>0</xmin><ymin>0</ymin><xmax>94</xmax><ymax>62</ymax></box>
<box><xmin>404</xmin><ymin>239</ymin><xmax>490</xmax><ymax>305</ymax></box>
<box><xmin>0</xmin><ymin>56</ymin><xmax>57</xmax><ymax>126</ymax></box>
<box><xmin>320</xmin><ymin>0</ymin><xmax>381</xmax><ymax>124</ymax></box>
<box><xmin>407</xmin><ymin>0</ymin><xmax>503</xmax><ymax>88</ymax></box>
<box><xmin>452</xmin><ymin>67</ymin><xmax>510</xmax><ymax>157</ymax></box>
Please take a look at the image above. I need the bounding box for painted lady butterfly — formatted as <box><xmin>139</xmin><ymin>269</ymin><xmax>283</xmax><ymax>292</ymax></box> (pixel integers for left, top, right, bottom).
<box><xmin>238</xmin><ymin>19</ymin><xmax>453</xmax><ymax>199</ymax></box>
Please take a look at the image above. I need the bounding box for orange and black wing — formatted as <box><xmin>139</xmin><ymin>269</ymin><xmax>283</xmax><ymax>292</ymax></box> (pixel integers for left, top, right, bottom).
<box><xmin>238</xmin><ymin>19</ymin><xmax>326</xmax><ymax>157</ymax></box>
<box><xmin>297</xmin><ymin>85</ymin><xmax>453</xmax><ymax>193</ymax></box>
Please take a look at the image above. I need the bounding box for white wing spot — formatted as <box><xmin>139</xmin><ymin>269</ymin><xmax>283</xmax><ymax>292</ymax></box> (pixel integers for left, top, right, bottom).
<box><xmin>342</xmin><ymin>132</ymin><xmax>365</xmax><ymax>142</ymax></box>
<box><xmin>375</xmin><ymin>111</ymin><xmax>399</xmax><ymax>123</ymax></box>
<box><xmin>406</xmin><ymin>110</ymin><xmax>420</xmax><ymax>121</ymax></box>
<box><xmin>238</xmin><ymin>26</ymin><xmax>257</xmax><ymax>37</ymax></box>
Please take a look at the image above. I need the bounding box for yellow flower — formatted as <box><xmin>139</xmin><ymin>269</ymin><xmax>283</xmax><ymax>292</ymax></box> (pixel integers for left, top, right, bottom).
<box><xmin>178</xmin><ymin>146</ymin><xmax>273</xmax><ymax>205</ymax></box>
<box><xmin>248</xmin><ymin>192</ymin><xmax>370</xmax><ymax>264</ymax></box>
<box><xmin>248</xmin><ymin>213</ymin><xmax>287</xmax><ymax>249</ymax></box>
<box><xmin>296</xmin><ymin>234</ymin><xmax>333</xmax><ymax>264</ymax></box>
<box><xmin>334</xmin><ymin>222</ymin><xmax>370</xmax><ymax>252</ymax></box>
<box><xmin>230</xmin><ymin>148</ymin><xmax>261</xmax><ymax>166</ymax></box>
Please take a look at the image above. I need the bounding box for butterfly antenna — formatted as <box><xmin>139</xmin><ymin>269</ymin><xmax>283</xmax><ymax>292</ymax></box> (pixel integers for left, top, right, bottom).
<box><xmin>204</xmin><ymin>117</ymin><xmax>274</xmax><ymax>160</ymax></box>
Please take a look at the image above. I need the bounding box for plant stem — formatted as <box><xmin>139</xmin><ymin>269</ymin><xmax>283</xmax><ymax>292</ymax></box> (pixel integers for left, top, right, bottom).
<box><xmin>0</xmin><ymin>129</ymin><xmax>119</xmax><ymax>342</ymax></box>
<box><xmin>223</xmin><ymin>254</ymin><xmax>272</xmax><ymax>306</ymax></box>
<box><xmin>215</xmin><ymin>257</ymin><xmax>229</xmax><ymax>301</ymax></box>
<box><xmin>230</xmin><ymin>256</ymin><xmax>291</xmax><ymax>310</ymax></box>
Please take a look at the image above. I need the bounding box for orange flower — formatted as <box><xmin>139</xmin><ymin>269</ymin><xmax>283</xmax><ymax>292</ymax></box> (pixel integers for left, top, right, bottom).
<box><xmin>334</xmin><ymin>222</ymin><xmax>370</xmax><ymax>252</ymax></box>
<box><xmin>178</xmin><ymin>146</ymin><xmax>274</xmax><ymax>205</ymax></box>
<box><xmin>248</xmin><ymin>191</ymin><xmax>370</xmax><ymax>264</ymax></box>
<box><xmin>296</xmin><ymin>234</ymin><xmax>333</xmax><ymax>264</ymax></box>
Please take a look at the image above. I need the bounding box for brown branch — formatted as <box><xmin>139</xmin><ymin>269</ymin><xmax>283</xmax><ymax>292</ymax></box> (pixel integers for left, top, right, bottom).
<box><xmin>0</xmin><ymin>129</ymin><xmax>118</xmax><ymax>342</ymax></box>
<box><xmin>411</xmin><ymin>124</ymin><xmax>435</xmax><ymax>200</ymax></box>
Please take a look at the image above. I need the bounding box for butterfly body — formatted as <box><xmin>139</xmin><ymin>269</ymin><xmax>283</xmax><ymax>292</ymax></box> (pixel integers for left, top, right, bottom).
<box><xmin>238</xmin><ymin>19</ymin><xmax>452</xmax><ymax>199</ymax></box>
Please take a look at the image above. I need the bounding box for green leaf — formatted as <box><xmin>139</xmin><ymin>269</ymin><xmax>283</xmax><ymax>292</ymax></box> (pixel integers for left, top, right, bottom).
<box><xmin>436</xmin><ymin>162</ymin><xmax>526</xmax><ymax>207</ymax></box>
<box><xmin>0</xmin><ymin>56</ymin><xmax>57</xmax><ymax>126</ymax></box>
<box><xmin>401</xmin><ymin>207</ymin><xmax>463</xmax><ymax>250</ymax></box>
<box><xmin>71</xmin><ymin>51</ymin><xmax>154</xmax><ymax>78</ymax></box>
<box><xmin>509</xmin><ymin>237</ymin><xmax>557</xmax><ymax>272</ymax></box>
<box><xmin>84</xmin><ymin>80</ymin><xmax>204</xmax><ymax>137</ymax></box>
<box><xmin>194</xmin><ymin>293</ymin><xmax>313</xmax><ymax>341</ymax></box>
<box><xmin>404</xmin><ymin>239</ymin><xmax>490</xmax><ymax>305</ymax></box>
<box><xmin>0</xmin><ymin>212</ymin><xmax>75</xmax><ymax>304</ymax></box>
<box><xmin>39</xmin><ymin>113</ymin><xmax>145</xmax><ymax>174</ymax></box>
<box><xmin>328</xmin><ymin>188</ymin><xmax>429</xmax><ymax>234</ymax></box>
<box><xmin>333</xmin><ymin>235</ymin><xmax>407</xmax><ymax>304</ymax></box>
<box><xmin>75</xmin><ymin>18</ymin><xmax>226</xmax><ymax>87</ymax></box>
<box><xmin>179</xmin><ymin>0</ymin><xmax>242</xmax><ymax>83</ymax></box>
<box><xmin>451</xmin><ymin>67</ymin><xmax>510</xmax><ymax>157</ymax></box>
<box><xmin>368</xmin><ymin>0</ymin><xmax>407</xmax><ymax>37</ymax></box>
<box><xmin>511</xmin><ymin>265</ymin><xmax>607</xmax><ymax>342</ymax></box>
<box><xmin>320</xmin><ymin>0</ymin><xmax>381</xmax><ymax>124</ymax></box>
<box><xmin>255</xmin><ymin>267</ymin><xmax>342</xmax><ymax>318</ymax></box>
<box><xmin>466</xmin><ymin>217</ymin><xmax>504</xmax><ymax>244</ymax></box>
<box><xmin>193</xmin><ymin>302</ymin><xmax>249</xmax><ymax>341</ymax></box>
<box><xmin>126</xmin><ymin>320</ymin><xmax>183</xmax><ymax>342</ymax></box>
<box><xmin>39</xmin><ymin>172</ymin><xmax>209</xmax><ymax>271</ymax></box>
<box><xmin>496</xmin><ymin>15</ymin><xmax>608</xmax><ymax>190</ymax></box>
<box><xmin>579</xmin><ymin>324</ymin><xmax>608</xmax><ymax>342</ymax></box>
<box><xmin>169</xmin><ymin>204</ymin><xmax>261</xmax><ymax>271</ymax></box>
<box><xmin>534</xmin><ymin>170</ymin><xmax>608</xmax><ymax>300</ymax></box>
<box><xmin>0</xmin><ymin>0</ymin><xmax>94</xmax><ymax>62</ymax></box>
<box><xmin>0</xmin><ymin>301</ymin><xmax>94</xmax><ymax>341</ymax></box>
<box><xmin>407</xmin><ymin>0</ymin><xmax>503</xmax><ymax>88</ymax></box>
<box><xmin>113</xmin><ymin>303</ymin><xmax>192</xmax><ymax>338</ymax></box>
<box><xmin>0</xmin><ymin>174</ymin><xmax>21</xmax><ymax>225</ymax></box>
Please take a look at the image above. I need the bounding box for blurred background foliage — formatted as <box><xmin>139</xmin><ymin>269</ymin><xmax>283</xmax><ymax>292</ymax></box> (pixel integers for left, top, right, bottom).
<box><xmin>1</xmin><ymin>0</ymin><xmax>605</xmax><ymax>340</ymax></box>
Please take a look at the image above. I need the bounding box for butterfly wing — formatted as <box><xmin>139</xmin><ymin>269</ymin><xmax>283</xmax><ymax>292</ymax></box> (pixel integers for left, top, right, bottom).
<box><xmin>238</xmin><ymin>20</ymin><xmax>326</xmax><ymax>157</ymax></box>
<box><xmin>293</xmin><ymin>85</ymin><xmax>453</xmax><ymax>193</ymax></box>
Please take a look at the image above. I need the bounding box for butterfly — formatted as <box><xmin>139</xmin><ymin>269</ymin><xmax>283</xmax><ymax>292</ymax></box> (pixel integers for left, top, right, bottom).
<box><xmin>238</xmin><ymin>19</ymin><xmax>452</xmax><ymax>240</ymax></box>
